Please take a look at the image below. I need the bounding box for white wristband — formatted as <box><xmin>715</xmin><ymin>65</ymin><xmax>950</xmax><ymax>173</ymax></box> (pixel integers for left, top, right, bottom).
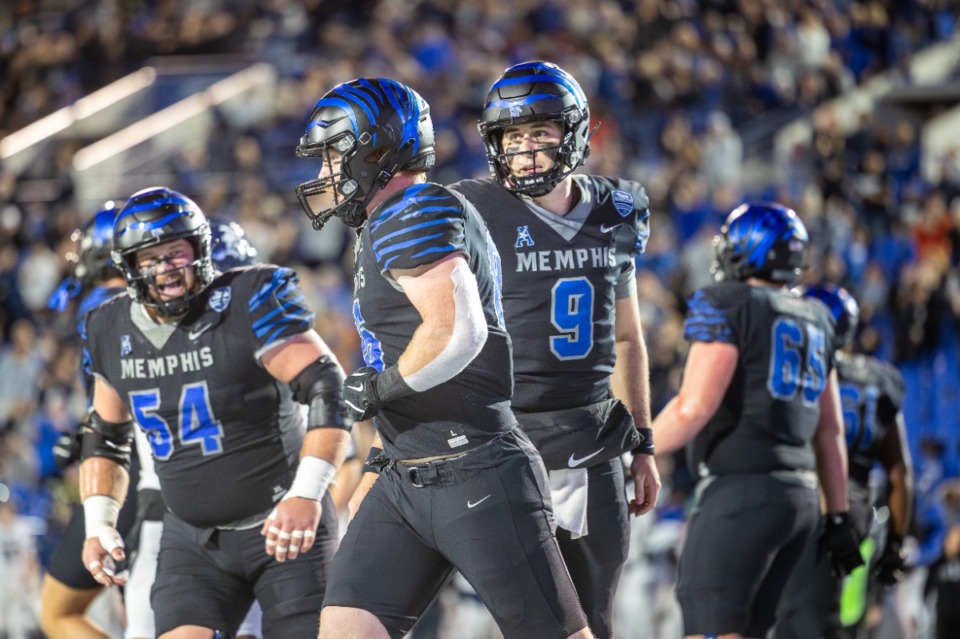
<box><xmin>284</xmin><ymin>456</ymin><xmax>337</xmax><ymax>502</ymax></box>
<box><xmin>83</xmin><ymin>495</ymin><xmax>121</xmax><ymax>539</ymax></box>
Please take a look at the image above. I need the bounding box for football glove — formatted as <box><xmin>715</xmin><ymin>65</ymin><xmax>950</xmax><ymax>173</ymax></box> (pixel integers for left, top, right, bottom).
<box><xmin>342</xmin><ymin>367</ymin><xmax>381</xmax><ymax>421</ymax></box>
<box><xmin>820</xmin><ymin>512</ymin><xmax>865</xmax><ymax>577</ymax></box>
<box><xmin>873</xmin><ymin>534</ymin><xmax>908</xmax><ymax>585</ymax></box>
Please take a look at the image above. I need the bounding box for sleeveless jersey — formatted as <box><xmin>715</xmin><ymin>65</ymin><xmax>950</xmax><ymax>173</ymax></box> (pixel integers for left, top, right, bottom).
<box><xmin>353</xmin><ymin>182</ymin><xmax>515</xmax><ymax>459</ymax></box>
<box><xmin>682</xmin><ymin>282</ymin><xmax>839</xmax><ymax>476</ymax></box>
<box><xmin>835</xmin><ymin>352</ymin><xmax>905</xmax><ymax>491</ymax></box>
<box><xmin>84</xmin><ymin>265</ymin><xmax>310</xmax><ymax>528</ymax></box>
<box><xmin>451</xmin><ymin>175</ymin><xmax>649</xmax><ymax>411</ymax></box>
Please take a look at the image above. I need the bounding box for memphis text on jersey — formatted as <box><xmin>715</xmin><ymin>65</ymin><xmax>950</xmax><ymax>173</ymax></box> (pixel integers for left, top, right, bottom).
<box><xmin>517</xmin><ymin>246</ymin><xmax>616</xmax><ymax>272</ymax></box>
<box><xmin>120</xmin><ymin>346</ymin><xmax>214</xmax><ymax>379</ymax></box>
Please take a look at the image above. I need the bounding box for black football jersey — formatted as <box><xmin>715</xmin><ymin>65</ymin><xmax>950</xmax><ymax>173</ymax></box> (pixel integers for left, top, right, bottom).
<box><xmin>682</xmin><ymin>282</ymin><xmax>839</xmax><ymax>476</ymax></box>
<box><xmin>353</xmin><ymin>182</ymin><xmax>516</xmax><ymax>459</ymax></box>
<box><xmin>452</xmin><ymin>176</ymin><xmax>650</xmax><ymax>411</ymax></box>
<box><xmin>835</xmin><ymin>352</ymin><xmax>905</xmax><ymax>492</ymax></box>
<box><xmin>84</xmin><ymin>265</ymin><xmax>311</xmax><ymax>528</ymax></box>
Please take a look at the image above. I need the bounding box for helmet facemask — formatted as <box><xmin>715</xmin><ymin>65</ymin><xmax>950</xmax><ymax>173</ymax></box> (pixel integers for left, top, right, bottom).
<box><xmin>116</xmin><ymin>233</ymin><xmax>211</xmax><ymax>318</ymax></box>
<box><xmin>296</xmin><ymin>131</ymin><xmax>369</xmax><ymax>230</ymax></box>
<box><xmin>481</xmin><ymin>110</ymin><xmax>591</xmax><ymax>198</ymax></box>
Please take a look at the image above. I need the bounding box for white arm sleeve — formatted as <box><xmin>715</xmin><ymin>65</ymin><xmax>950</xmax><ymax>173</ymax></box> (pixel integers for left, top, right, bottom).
<box><xmin>404</xmin><ymin>260</ymin><xmax>488</xmax><ymax>392</ymax></box>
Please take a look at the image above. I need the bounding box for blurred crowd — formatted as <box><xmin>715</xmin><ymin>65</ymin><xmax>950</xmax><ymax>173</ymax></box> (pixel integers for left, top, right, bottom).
<box><xmin>2</xmin><ymin>0</ymin><xmax>960</xmax><ymax>637</ymax></box>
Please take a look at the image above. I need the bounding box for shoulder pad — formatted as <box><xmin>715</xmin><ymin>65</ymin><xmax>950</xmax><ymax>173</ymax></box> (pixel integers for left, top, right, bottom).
<box><xmin>369</xmin><ymin>183</ymin><xmax>466</xmax><ymax>272</ymax></box>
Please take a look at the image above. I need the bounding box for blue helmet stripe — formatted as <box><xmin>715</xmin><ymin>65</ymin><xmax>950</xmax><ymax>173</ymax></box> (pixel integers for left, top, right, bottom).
<box><xmin>312</xmin><ymin>97</ymin><xmax>360</xmax><ymax>137</ymax></box>
<box><xmin>340</xmin><ymin>83</ymin><xmax>380</xmax><ymax>117</ymax></box>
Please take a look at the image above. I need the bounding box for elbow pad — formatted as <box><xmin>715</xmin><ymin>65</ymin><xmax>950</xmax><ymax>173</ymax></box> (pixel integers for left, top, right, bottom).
<box><xmin>80</xmin><ymin>412</ymin><xmax>134</xmax><ymax>471</ymax></box>
<box><xmin>290</xmin><ymin>354</ymin><xmax>349</xmax><ymax>430</ymax></box>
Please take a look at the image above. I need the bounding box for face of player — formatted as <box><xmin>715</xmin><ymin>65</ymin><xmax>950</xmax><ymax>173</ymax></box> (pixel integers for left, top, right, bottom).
<box><xmin>501</xmin><ymin>121</ymin><xmax>563</xmax><ymax>180</ymax></box>
<box><xmin>135</xmin><ymin>239</ymin><xmax>198</xmax><ymax>305</ymax></box>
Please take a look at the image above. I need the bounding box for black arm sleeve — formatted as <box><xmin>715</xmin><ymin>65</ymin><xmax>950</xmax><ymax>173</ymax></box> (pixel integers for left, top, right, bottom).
<box><xmin>80</xmin><ymin>411</ymin><xmax>134</xmax><ymax>470</ymax></box>
<box><xmin>290</xmin><ymin>354</ymin><xmax>349</xmax><ymax>430</ymax></box>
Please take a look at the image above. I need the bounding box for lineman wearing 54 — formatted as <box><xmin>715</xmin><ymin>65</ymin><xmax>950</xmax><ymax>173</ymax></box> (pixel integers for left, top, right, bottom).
<box><xmin>78</xmin><ymin>188</ymin><xmax>350</xmax><ymax>638</ymax></box>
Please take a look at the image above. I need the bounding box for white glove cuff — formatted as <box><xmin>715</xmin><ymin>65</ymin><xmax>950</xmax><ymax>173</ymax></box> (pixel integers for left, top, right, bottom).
<box><xmin>284</xmin><ymin>456</ymin><xmax>337</xmax><ymax>502</ymax></box>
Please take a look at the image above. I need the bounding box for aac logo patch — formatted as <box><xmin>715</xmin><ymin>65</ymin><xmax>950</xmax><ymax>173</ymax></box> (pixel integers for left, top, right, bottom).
<box><xmin>612</xmin><ymin>190</ymin><xmax>634</xmax><ymax>218</ymax></box>
<box><xmin>515</xmin><ymin>225</ymin><xmax>535</xmax><ymax>248</ymax></box>
<box><xmin>120</xmin><ymin>334</ymin><xmax>132</xmax><ymax>356</ymax></box>
<box><xmin>208</xmin><ymin>287</ymin><xmax>232</xmax><ymax>312</ymax></box>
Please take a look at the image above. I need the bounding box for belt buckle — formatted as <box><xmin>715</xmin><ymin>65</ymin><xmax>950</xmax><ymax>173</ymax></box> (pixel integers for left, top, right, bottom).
<box><xmin>408</xmin><ymin>466</ymin><xmax>424</xmax><ymax>488</ymax></box>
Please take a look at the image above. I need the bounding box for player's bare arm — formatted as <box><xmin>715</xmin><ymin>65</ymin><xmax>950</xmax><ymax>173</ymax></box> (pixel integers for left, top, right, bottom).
<box><xmin>79</xmin><ymin>376</ymin><xmax>133</xmax><ymax>587</ymax></box>
<box><xmin>260</xmin><ymin>331</ymin><xmax>350</xmax><ymax>562</ymax></box>
<box><xmin>813</xmin><ymin>370</ymin><xmax>849</xmax><ymax>514</ymax></box>
<box><xmin>652</xmin><ymin>341</ymin><xmax>738</xmax><ymax>455</ymax></box>
<box><xmin>611</xmin><ymin>291</ymin><xmax>661</xmax><ymax>516</ymax></box>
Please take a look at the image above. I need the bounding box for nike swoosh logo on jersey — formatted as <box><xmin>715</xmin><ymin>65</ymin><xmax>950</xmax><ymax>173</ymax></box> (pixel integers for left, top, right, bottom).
<box><xmin>568</xmin><ymin>448</ymin><xmax>605</xmax><ymax>467</ymax></box>
<box><xmin>188</xmin><ymin>322</ymin><xmax>213</xmax><ymax>340</ymax></box>
<box><xmin>467</xmin><ymin>495</ymin><xmax>491</xmax><ymax>509</ymax></box>
<box><xmin>346</xmin><ymin>383</ymin><xmax>364</xmax><ymax>392</ymax></box>
<box><xmin>599</xmin><ymin>223</ymin><xmax>622</xmax><ymax>233</ymax></box>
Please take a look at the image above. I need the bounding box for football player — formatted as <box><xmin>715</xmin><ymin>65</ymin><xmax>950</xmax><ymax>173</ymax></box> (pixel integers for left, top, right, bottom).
<box><xmin>78</xmin><ymin>188</ymin><xmax>350</xmax><ymax>638</ymax></box>
<box><xmin>295</xmin><ymin>77</ymin><xmax>594</xmax><ymax>639</ymax></box>
<box><xmin>775</xmin><ymin>284</ymin><xmax>913</xmax><ymax>639</ymax></box>
<box><xmin>651</xmin><ymin>202</ymin><xmax>863</xmax><ymax>639</ymax></box>
<box><xmin>120</xmin><ymin>216</ymin><xmax>266</xmax><ymax>639</ymax></box>
<box><xmin>450</xmin><ymin>60</ymin><xmax>660</xmax><ymax>639</ymax></box>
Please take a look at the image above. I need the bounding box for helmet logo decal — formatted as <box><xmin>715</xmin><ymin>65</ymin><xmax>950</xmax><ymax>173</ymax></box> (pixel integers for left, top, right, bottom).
<box><xmin>612</xmin><ymin>191</ymin><xmax>634</xmax><ymax>218</ymax></box>
<box><xmin>120</xmin><ymin>334</ymin><xmax>132</xmax><ymax>357</ymax></box>
<box><xmin>515</xmin><ymin>225</ymin><xmax>535</xmax><ymax>248</ymax></box>
<box><xmin>208</xmin><ymin>287</ymin><xmax>232</xmax><ymax>312</ymax></box>
<box><xmin>510</xmin><ymin>103</ymin><xmax>524</xmax><ymax>118</ymax></box>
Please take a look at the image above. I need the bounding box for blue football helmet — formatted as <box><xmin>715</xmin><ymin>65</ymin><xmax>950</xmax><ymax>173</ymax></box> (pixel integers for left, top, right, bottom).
<box><xmin>801</xmin><ymin>283</ymin><xmax>860</xmax><ymax>348</ymax></box>
<box><xmin>712</xmin><ymin>202</ymin><xmax>809</xmax><ymax>284</ymax></box>
<box><xmin>295</xmin><ymin>77</ymin><xmax>436</xmax><ymax>230</ymax></box>
<box><xmin>48</xmin><ymin>203</ymin><xmax>121</xmax><ymax>312</ymax></box>
<box><xmin>209</xmin><ymin>218</ymin><xmax>258</xmax><ymax>271</ymax></box>
<box><xmin>112</xmin><ymin>187</ymin><xmax>214</xmax><ymax>317</ymax></box>
<box><xmin>479</xmin><ymin>61</ymin><xmax>593</xmax><ymax>197</ymax></box>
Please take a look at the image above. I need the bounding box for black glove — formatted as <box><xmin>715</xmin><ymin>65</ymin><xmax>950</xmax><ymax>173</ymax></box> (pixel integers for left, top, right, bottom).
<box><xmin>343</xmin><ymin>365</ymin><xmax>415</xmax><ymax>422</ymax></box>
<box><xmin>873</xmin><ymin>534</ymin><xmax>908</xmax><ymax>585</ymax></box>
<box><xmin>819</xmin><ymin>512</ymin><xmax>865</xmax><ymax>577</ymax></box>
<box><xmin>53</xmin><ymin>432</ymin><xmax>82</xmax><ymax>469</ymax></box>
<box><xmin>343</xmin><ymin>367</ymin><xmax>382</xmax><ymax>421</ymax></box>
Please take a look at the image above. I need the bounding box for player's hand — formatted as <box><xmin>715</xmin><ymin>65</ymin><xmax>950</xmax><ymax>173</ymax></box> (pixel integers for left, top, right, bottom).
<box><xmin>819</xmin><ymin>512</ymin><xmax>865</xmax><ymax>577</ymax></box>
<box><xmin>260</xmin><ymin>497</ymin><xmax>322</xmax><ymax>563</ymax></box>
<box><xmin>343</xmin><ymin>367</ymin><xmax>381</xmax><ymax>421</ymax></box>
<box><xmin>628</xmin><ymin>453</ymin><xmax>661</xmax><ymax>516</ymax></box>
<box><xmin>81</xmin><ymin>528</ymin><xmax>127</xmax><ymax>587</ymax></box>
<box><xmin>873</xmin><ymin>534</ymin><xmax>908</xmax><ymax>584</ymax></box>
<box><xmin>348</xmin><ymin>472</ymin><xmax>379</xmax><ymax>522</ymax></box>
